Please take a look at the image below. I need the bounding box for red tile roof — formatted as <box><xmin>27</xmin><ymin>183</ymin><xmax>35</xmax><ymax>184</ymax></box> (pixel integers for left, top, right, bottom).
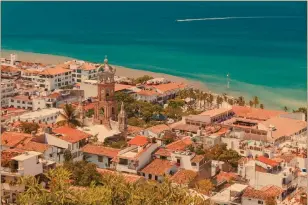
<box><xmin>1</xmin><ymin>132</ymin><xmax>33</xmax><ymax>147</ymax></box>
<box><xmin>216</xmin><ymin>171</ymin><xmax>238</xmax><ymax>185</ymax></box>
<box><xmin>128</xmin><ymin>135</ymin><xmax>149</xmax><ymax>146</ymax></box>
<box><xmin>146</xmin><ymin>124</ymin><xmax>170</xmax><ymax>134</ymax></box>
<box><xmin>52</xmin><ymin>126</ymin><xmax>91</xmax><ymax>143</ymax></box>
<box><xmin>153</xmin><ymin>82</ymin><xmax>187</xmax><ymax>93</ymax></box>
<box><xmin>232</xmin><ymin>105</ymin><xmax>286</xmax><ymax>121</ymax></box>
<box><xmin>1</xmin><ymin>149</ymin><xmax>25</xmax><ymax>167</ymax></box>
<box><xmin>166</xmin><ymin>137</ymin><xmax>192</xmax><ymax>151</ymax></box>
<box><xmin>81</xmin><ymin>144</ymin><xmax>120</xmax><ymax>158</ymax></box>
<box><xmin>155</xmin><ymin>148</ymin><xmax>172</xmax><ymax>157</ymax></box>
<box><xmin>17</xmin><ymin>141</ymin><xmax>50</xmax><ymax>153</ymax></box>
<box><xmin>191</xmin><ymin>155</ymin><xmax>205</xmax><ymax>163</ymax></box>
<box><xmin>242</xmin><ymin>186</ymin><xmax>282</xmax><ymax>200</ymax></box>
<box><xmin>140</xmin><ymin>159</ymin><xmax>173</xmax><ymax>176</ymax></box>
<box><xmin>256</xmin><ymin>156</ymin><xmax>279</xmax><ymax>167</ymax></box>
<box><xmin>170</xmin><ymin>169</ymin><xmax>198</xmax><ymax>185</ymax></box>
<box><xmin>127</xmin><ymin>125</ymin><xmax>143</xmax><ymax>134</ymax></box>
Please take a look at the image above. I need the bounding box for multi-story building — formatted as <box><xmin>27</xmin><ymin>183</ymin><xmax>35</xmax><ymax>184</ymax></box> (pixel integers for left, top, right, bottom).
<box><xmin>11</xmin><ymin>108</ymin><xmax>61</xmax><ymax>124</ymax></box>
<box><xmin>1</xmin><ymin>149</ymin><xmax>44</xmax><ymax>203</ymax></box>
<box><xmin>62</xmin><ymin>60</ymin><xmax>99</xmax><ymax>83</ymax></box>
<box><xmin>44</xmin><ymin>126</ymin><xmax>91</xmax><ymax>163</ymax></box>
<box><xmin>114</xmin><ymin>135</ymin><xmax>159</xmax><ymax>174</ymax></box>
<box><xmin>21</xmin><ymin>66</ymin><xmax>73</xmax><ymax>91</ymax></box>
<box><xmin>9</xmin><ymin>95</ymin><xmax>46</xmax><ymax>111</ymax></box>
<box><xmin>1</xmin><ymin>80</ymin><xmax>18</xmax><ymax>107</ymax></box>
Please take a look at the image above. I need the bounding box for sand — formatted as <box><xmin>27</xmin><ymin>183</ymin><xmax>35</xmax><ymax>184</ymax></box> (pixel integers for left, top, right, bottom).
<box><xmin>1</xmin><ymin>49</ymin><xmax>209</xmax><ymax>92</ymax></box>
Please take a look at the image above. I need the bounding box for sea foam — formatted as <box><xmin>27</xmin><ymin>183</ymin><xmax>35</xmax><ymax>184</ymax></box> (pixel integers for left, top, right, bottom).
<box><xmin>176</xmin><ymin>16</ymin><xmax>296</xmax><ymax>22</ymax></box>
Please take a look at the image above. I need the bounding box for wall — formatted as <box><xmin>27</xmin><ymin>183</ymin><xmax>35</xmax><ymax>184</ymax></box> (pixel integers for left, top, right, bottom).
<box><xmin>20</xmin><ymin>156</ymin><xmax>43</xmax><ymax>176</ymax></box>
<box><xmin>171</xmin><ymin>152</ymin><xmax>195</xmax><ymax>171</ymax></box>
<box><xmin>45</xmin><ymin>133</ymin><xmax>70</xmax><ymax>149</ymax></box>
<box><xmin>32</xmin><ymin>98</ymin><xmax>46</xmax><ymax>111</ymax></box>
<box><xmin>136</xmin><ymin>143</ymin><xmax>160</xmax><ymax>170</ymax></box>
<box><xmin>242</xmin><ymin>198</ymin><xmax>265</xmax><ymax>205</ymax></box>
<box><xmin>84</xmin><ymin>154</ymin><xmax>112</xmax><ymax>169</ymax></box>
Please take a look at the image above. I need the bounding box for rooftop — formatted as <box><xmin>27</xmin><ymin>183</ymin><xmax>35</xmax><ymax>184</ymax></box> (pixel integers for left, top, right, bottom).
<box><xmin>127</xmin><ymin>135</ymin><xmax>149</xmax><ymax>147</ymax></box>
<box><xmin>170</xmin><ymin>169</ymin><xmax>198</xmax><ymax>185</ymax></box>
<box><xmin>166</xmin><ymin>136</ymin><xmax>192</xmax><ymax>151</ymax></box>
<box><xmin>52</xmin><ymin>126</ymin><xmax>91</xmax><ymax>143</ymax></box>
<box><xmin>200</xmin><ymin>107</ymin><xmax>233</xmax><ymax>118</ymax></box>
<box><xmin>40</xmin><ymin>66</ymin><xmax>70</xmax><ymax>75</ymax></box>
<box><xmin>97</xmin><ymin>168</ymin><xmax>143</xmax><ymax>183</ymax></box>
<box><xmin>17</xmin><ymin>108</ymin><xmax>61</xmax><ymax>120</ymax></box>
<box><xmin>242</xmin><ymin>185</ymin><xmax>283</xmax><ymax>200</ymax></box>
<box><xmin>256</xmin><ymin>156</ymin><xmax>279</xmax><ymax>167</ymax></box>
<box><xmin>152</xmin><ymin>82</ymin><xmax>187</xmax><ymax>93</ymax></box>
<box><xmin>12</xmin><ymin>151</ymin><xmax>42</xmax><ymax>161</ymax></box>
<box><xmin>2</xmin><ymin>132</ymin><xmax>32</xmax><ymax>147</ymax></box>
<box><xmin>232</xmin><ymin>105</ymin><xmax>287</xmax><ymax>121</ymax></box>
<box><xmin>140</xmin><ymin>159</ymin><xmax>174</xmax><ymax>176</ymax></box>
<box><xmin>82</xmin><ymin>144</ymin><xmax>120</xmax><ymax>158</ymax></box>
<box><xmin>146</xmin><ymin>124</ymin><xmax>170</xmax><ymax>135</ymax></box>
<box><xmin>17</xmin><ymin>141</ymin><xmax>50</xmax><ymax>153</ymax></box>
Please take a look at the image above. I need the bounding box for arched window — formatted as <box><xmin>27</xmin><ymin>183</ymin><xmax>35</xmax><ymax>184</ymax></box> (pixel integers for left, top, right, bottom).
<box><xmin>106</xmin><ymin>89</ymin><xmax>110</xmax><ymax>97</ymax></box>
<box><xmin>112</xmin><ymin>107</ymin><xmax>115</xmax><ymax>114</ymax></box>
<box><xmin>100</xmin><ymin>107</ymin><xmax>104</xmax><ymax>115</ymax></box>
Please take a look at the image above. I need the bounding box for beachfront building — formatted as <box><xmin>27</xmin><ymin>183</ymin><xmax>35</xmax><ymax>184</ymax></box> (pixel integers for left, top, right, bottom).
<box><xmin>21</xmin><ymin>66</ymin><xmax>73</xmax><ymax>91</ymax></box>
<box><xmin>44</xmin><ymin>126</ymin><xmax>91</xmax><ymax>163</ymax></box>
<box><xmin>62</xmin><ymin>60</ymin><xmax>99</xmax><ymax>83</ymax></box>
<box><xmin>11</xmin><ymin>108</ymin><xmax>61</xmax><ymax>124</ymax></box>
<box><xmin>242</xmin><ymin>186</ymin><xmax>283</xmax><ymax>205</ymax></box>
<box><xmin>114</xmin><ymin>136</ymin><xmax>160</xmax><ymax>174</ymax></box>
<box><xmin>1</xmin><ymin>65</ymin><xmax>21</xmax><ymax>79</ymax></box>
<box><xmin>81</xmin><ymin>144</ymin><xmax>120</xmax><ymax>169</ymax></box>
<box><xmin>1</xmin><ymin>79</ymin><xmax>18</xmax><ymax>107</ymax></box>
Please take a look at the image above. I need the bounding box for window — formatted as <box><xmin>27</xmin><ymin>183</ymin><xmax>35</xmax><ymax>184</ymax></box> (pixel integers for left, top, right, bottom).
<box><xmin>98</xmin><ymin>156</ymin><xmax>103</xmax><ymax>162</ymax></box>
<box><xmin>258</xmin><ymin>201</ymin><xmax>264</xmax><ymax>204</ymax></box>
<box><xmin>155</xmin><ymin>176</ymin><xmax>158</xmax><ymax>181</ymax></box>
<box><xmin>148</xmin><ymin>174</ymin><xmax>152</xmax><ymax>179</ymax></box>
<box><xmin>191</xmin><ymin>162</ymin><xmax>197</xmax><ymax>166</ymax></box>
<box><xmin>11</xmin><ymin>99</ymin><xmax>14</xmax><ymax>102</ymax></box>
<box><xmin>68</xmin><ymin>144</ymin><xmax>72</xmax><ymax>150</ymax></box>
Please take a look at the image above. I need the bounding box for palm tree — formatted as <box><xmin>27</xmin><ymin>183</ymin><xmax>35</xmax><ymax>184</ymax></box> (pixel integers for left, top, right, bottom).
<box><xmin>260</xmin><ymin>104</ymin><xmax>264</xmax><ymax>109</ymax></box>
<box><xmin>237</xmin><ymin>96</ymin><xmax>245</xmax><ymax>106</ymax></box>
<box><xmin>57</xmin><ymin>104</ymin><xmax>82</xmax><ymax>127</ymax></box>
<box><xmin>283</xmin><ymin>106</ymin><xmax>288</xmax><ymax>112</ymax></box>
<box><xmin>216</xmin><ymin>96</ymin><xmax>223</xmax><ymax>108</ymax></box>
<box><xmin>222</xmin><ymin>93</ymin><xmax>228</xmax><ymax>102</ymax></box>
<box><xmin>207</xmin><ymin>94</ymin><xmax>214</xmax><ymax>107</ymax></box>
<box><xmin>252</xmin><ymin>96</ymin><xmax>259</xmax><ymax>108</ymax></box>
<box><xmin>249</xmin><ymin>100</ymin><xmax>254</xmax><ymax>107</ymax></box>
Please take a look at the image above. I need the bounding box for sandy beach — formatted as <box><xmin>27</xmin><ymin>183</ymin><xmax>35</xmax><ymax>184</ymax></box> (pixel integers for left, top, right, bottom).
<box><xmin>1</xmin><ymin>50</ymin><xmax>209</xmax><ymax>92</ymax></box>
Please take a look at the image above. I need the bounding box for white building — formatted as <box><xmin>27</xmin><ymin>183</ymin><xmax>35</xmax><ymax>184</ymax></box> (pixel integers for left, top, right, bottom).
<box><xmin>242</xmin><ymin>185</ymin><xmax>283</xmax><ymax>205</ymax></box>
<box><xmin>115</xmin><ymin>136</ymin><xmax>159</xmax><ymax>174</ymax></box>
<box><xmin>82</xmin><ymin>144</ymin><xmax>120</xmax><ymax>169</ymax></box>
<box><xmin>210</xmin><ymin>183</ymin><xmax>248</xmax><ymax>205</ymax></box>
<box><xmin>0</xmin><ymin>149</ymin><xmax>44</xmax><ymax>203</ymax></box>
<box><xmin>1</xmin><ymin>80</ymin><xmax>18</xmax><ymax>107</ymax></box>
<box><xmin>139</xmin><ymin>159</ymin><xmax>177</xmax><ymax>182</ymax></box>
<box><xmin>11</xmin><ymin>108</ymin><xmax>61</xmax><ymax>124</ymax></box>
<box><xmin>21</xmin><ymin>66</ymin><xmax>73</xmax><ymax>91</ymax></box>
<box><xmin>9</xmin><ymin>95</ymin><xmax>46</xmax><ymax>111</ymax></box>
<box><xmin>44</xmin><ymin>126</ymin><xmax>91</xmax><ymax>163</ymax></box>
<box><xmin>63</xmin><ymin>60</ymin><xmax>99</xmax><ymax>83</ymax></box>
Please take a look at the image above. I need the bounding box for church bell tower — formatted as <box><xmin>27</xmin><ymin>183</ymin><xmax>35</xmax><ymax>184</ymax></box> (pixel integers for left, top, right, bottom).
<box><xmin>93</xmin><ymin>56</ymin><xmax>117</xmax><ymax>128</ymax></box>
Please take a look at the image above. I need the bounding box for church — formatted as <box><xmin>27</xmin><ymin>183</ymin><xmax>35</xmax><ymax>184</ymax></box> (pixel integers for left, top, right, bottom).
<box><xmin>76</xmin><ymin>56</ymin><xmax>128</xmax><ymax>142</ymax></box>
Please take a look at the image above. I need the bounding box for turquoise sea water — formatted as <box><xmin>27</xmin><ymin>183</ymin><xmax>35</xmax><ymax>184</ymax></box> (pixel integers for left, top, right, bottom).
<box><xmin>1</xmin><ymin>2</ymin><xmax>307</xmax><ymax>109</ymax></box>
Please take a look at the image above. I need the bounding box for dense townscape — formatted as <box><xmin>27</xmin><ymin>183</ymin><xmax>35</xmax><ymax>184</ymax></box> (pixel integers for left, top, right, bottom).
<box><xmin>1</xmin><ymin>54</ymin><xmax>307</xmax><ymax>205</ymax></box>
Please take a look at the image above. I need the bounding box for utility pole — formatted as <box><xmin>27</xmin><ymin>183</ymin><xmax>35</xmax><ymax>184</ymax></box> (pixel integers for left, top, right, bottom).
<box><xmin>227</xmin><ymin>73</ymin><xmax>230</xmax><ymax>89</ymax></box>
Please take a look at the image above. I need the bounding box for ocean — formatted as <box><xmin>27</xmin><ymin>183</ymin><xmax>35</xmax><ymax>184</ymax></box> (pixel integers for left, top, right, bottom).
<box><xmin>1</xmin><ymin>1</ymin><xmax>307</xmax><ymax>109</ymax></box>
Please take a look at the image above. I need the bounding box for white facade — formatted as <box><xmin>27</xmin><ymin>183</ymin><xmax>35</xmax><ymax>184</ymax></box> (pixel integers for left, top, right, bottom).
<box><xmin>1</xmin><ymin>80</ymin><xmax>18</xmax><ymax>107</ymax></box>
<box><xmin>170</xmin><ymin>151</ymin><xmax>199</xmax><ymax>172</ymax></box>
<box><xmin>116</xmin><ymin>143</ymin><xmax>159</xmax><ymax>174</ymax></box>
<box><xmin>85</xmin><ymin>154</ymin><xmax>115</xmax><ymax>169</ymax></box>
<box><xmin>11</xmin><ymin>108</ymin><xmax>61</xmax><ymax>124</ymax></box>
<box><xmin>9</xmin><ymin>97</ymin><xmax>46</xmax><ymax>111</ymax></box>
<box><xmin>44</xmin><ymin>133</ymin><xmax>85</xmax><ymax>163</ymax></box>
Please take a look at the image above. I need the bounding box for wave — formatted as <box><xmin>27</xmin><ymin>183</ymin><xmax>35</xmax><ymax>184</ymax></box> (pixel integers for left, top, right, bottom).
<box><xmin>176</xmin><ymin>16</ymin><xmax>296</xmax><ymax>22</ymax></box>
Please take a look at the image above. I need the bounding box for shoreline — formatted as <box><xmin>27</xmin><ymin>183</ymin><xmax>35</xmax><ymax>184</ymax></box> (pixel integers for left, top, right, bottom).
<box><xmin>1</xmin><ymin>49</ymin><xmax>210</xmax><ymax>93</ymax></box>
<box><xmin>1</xmin><ymin>49</ymin><xmax>305</xmax><ymax>110</ymax></box>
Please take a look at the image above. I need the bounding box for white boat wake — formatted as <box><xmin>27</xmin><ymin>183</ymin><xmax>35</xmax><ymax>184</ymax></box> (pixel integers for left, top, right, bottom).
<box><xmin>176</xmin><ymin>16</ymin><xmax>295</xmax><ymax>22</ymax></box>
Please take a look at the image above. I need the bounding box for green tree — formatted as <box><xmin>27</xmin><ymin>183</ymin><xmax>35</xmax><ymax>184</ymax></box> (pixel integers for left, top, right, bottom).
<box><xmin>20</xmin><ymin>122</ymin><xmax>39</xmax><ymax>134</ymax></box>
<box><xmin>237</xmin><ymin>96</ymin><xmax>245</xmax><ymax>106</ymax></box>
<box><xmin>265</xmin><ymin>196</ymin><xmax>277</xmax><ymax>205</ymax></box>
<box><xmin>283</xmin><ymin>106</ymin><xmax>288</xmax><ymax>112</ymax></box>
<box><xmin>63</xmin><ymin>149</ymin><xmax>72</xmax><ymax>162</ymax></box>
<box><xmin>168</xmin><ymin>99</ymin><xmax>185</xmax><ymax>109</ymax></box>
<box><xmin>57</xmin><ymin>104</ymin><xmax>82</xmax><ymax>127</ymax></box>
<box><xmin>252</xmin><ymin>96</ymin><xmax>259</xmax><ymax>108</ymax></box>
<box><xmin>216</xmin><ymin>96</ymin><xmax>223</xmax><ymax>107</ymax></box>
<box><xmin>260</xmin><ymin>104</ymin><xmax>264</xmax><ymax>109</ymax></box>
<box><xmin>196</xmin><ymin>179</ymin><xmax>214</xmax><ymax>195</ymax></box>
<box><xmin>249</xmin><ymin>100</ymin><xmax>254</xmax><ymax>107</ymax></box>
<box><xmin>63</xmin><ymin>161</ymin><xmax>103</xmax><ymax>187</ymax></box>
<box><xmin>133</xmin><ymin>75</ymin><xmax>154</xmax><ymax>84</ymax></box>
<box><xmin>85</xmin><ymin>108</ymin><xmax>94</xmax><ymax>118</ymax></box>
<box><xmin>293</xmin><ymin>107</ymin><xmax>307</xmax><ymax>120</ymax></box>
